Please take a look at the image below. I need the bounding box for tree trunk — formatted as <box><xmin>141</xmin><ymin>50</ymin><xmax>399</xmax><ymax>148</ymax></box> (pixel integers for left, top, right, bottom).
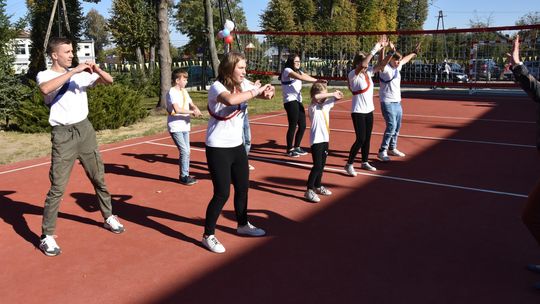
<box><xmin>149</xmin><ymin>45</ymin><xmax>156</xmax><ymax>75</ymax></box>
<box><xmin>156</xmin><ymin>0</ymin><xmax>172</xmax><ymax>109</ymax></box>
<box><xmin>136</xmin><ymin>46</ymin><xmax>146</xmax><ymax>79</ymax></box>
<box><xmin>204</xmin><ymin>0</ymin><xmax>219</xmax><ymax>77</ymax></box>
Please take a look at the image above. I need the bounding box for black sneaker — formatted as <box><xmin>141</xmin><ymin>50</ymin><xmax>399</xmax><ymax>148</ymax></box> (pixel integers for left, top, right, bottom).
<box><xmin>294</xmin><ymin>147</ymin><xmax>308</xmax><ymax>155</ymax></box>
<box><xmin>180</xmin><ymin>175</ymin><xmax>197</xmax><ymax>185</ymax></box>
<box><xmin>287</xmin><ymin>150</ymin><xmax>300</xmax><ymax>158</ymax></box>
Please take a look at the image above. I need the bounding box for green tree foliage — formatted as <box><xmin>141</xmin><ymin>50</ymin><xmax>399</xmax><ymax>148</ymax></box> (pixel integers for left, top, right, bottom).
<box><xmin>0</xmin><ymin>0</ymin><xmax>28</xmax><ymax>128</ymax></box>
<box><xmin>260</xmin><ymin>0</ymin><xmax>295</xmax><ymax>71</ymax></box>
<box><xmin>109</xmin><ymin>0</ymin><xmax>157</xmax><ymax>63</ymax></box>
<box><xmin>175</xmin><ymin>0</ymin><xmax>247</xmax><ymax>55</ymax></box>
<box><xmin>291</xmin><ymin>0</ymin><xmax>320</xmax><ymax>58</ymax></box>
<box><xmin>27</xmin><ymin>0</ymin><xmax>84</xmax><ymax>80</ymax></box>
<box><xmin>397</xmin><ymin>0</ymin><xmax>427</xmax><ymax>30</ymax></box>
<box><xmin>83</xmin><ymin>8</ymin><xmax>109</xmax><ymax>62</ymax></box>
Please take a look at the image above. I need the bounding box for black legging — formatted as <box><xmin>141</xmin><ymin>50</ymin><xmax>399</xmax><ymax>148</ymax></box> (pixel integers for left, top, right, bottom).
<box><xmin>204</xmin><ymin>144</ymin><xmax>249</xmax><ymax>236</ymax></box>
<box><xmin>307</xmin><ymin>142</ymin><xmax>328</xmax><ymax>190</ymax></box>
<box><xmin>347</xmin><ymin>112</ymin><xmax>374</xmax><ymax>164</ymax></box>
<box><xmin>284</xmin><ymin>101</ymin><xmax>306</xmax><ymax>151</ymax></box>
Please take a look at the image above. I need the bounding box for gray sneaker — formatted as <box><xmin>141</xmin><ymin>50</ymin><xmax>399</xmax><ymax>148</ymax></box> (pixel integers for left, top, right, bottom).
<box><xmin>237</xmin><ymin>222</ymin><xmax>266</xmax><ymax>236</ymax></box>
<box><xmin>316</xmin><ymin>186</ymin><xmax>332</xmax><ymax>196</ymax></box>
<box><xmin>361</xmin><ymin>162</ymin><xmax>377</xmax><ymax>171</ymax></box>
<box><xmin>304</xmin><ymin>189</ymin><xmax>320</xmax><ymax>202</ymax></box>
<box><xmin>378</xmin><ymin>150</ymin><xmax>390</xmax><ymax>162</ymax></box>
<box><xmin>39</xmin><ymin>235</ymin><xmax>61</xmax><ymax>257</ymax></box>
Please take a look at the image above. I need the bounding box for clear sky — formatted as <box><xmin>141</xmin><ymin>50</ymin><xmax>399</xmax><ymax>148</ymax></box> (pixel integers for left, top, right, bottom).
<box><xmin>5</xmin><ymin>0</ymin><xmax>540</xmax><ymax>46</ymax></box>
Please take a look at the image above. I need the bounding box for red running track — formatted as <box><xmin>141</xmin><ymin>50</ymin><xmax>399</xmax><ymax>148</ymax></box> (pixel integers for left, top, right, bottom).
<box><xmin>0</xmin><ymin>90</ymin><xmax>539</xmax><ymax>303</ymax></box>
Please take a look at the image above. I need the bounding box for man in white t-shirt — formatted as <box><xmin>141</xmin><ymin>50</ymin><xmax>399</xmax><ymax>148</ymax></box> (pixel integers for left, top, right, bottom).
<box><xmin>377</xmin><ymin>41</ymin><xmax>421</xmax><ymax>162</ymax></box>
<box><xmin>36</xmin><ymin>37</ymin><xmax>124</xmax><ymax>257</ymax></box>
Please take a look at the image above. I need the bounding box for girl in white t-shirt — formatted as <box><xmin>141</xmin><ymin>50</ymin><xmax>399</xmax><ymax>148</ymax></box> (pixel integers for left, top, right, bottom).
<box><xmin>167</xmin><ymin>68</ymin><xmax>202</xmax><ymax>185</ymax></box>
<box><xmin>280</xmin><ymin>54</ymin><xmax>327</xmax><ymax>157</ymax></box>
<box><xmin>377</xmin><ymin>41</ymin><xmax>421</xmax><ymax>162</ymax></box>
<box><xmin>345</xmin><ymin>36</ymin><xmax>390</xmax><ymax>176</ymax></box>
<box><xmin>304</xmin><ymin>83</ymin><xmax>343</xmax><ymax>203</ymax></box>
<box><xmin>202</xmin><ymin>52</ymin><xmax>275</xmax><ymax>253</ymax></box>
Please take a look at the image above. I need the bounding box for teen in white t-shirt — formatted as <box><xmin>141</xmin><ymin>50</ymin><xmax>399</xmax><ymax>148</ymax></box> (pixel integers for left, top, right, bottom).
<box><xmin>202</xmin><ymin>52</ymin><xmax>275</xmax><ymax>254</ymax></box>
<box><xmin>377</xmin><ymin>40</ymin><xmax>421</xmax><ymax>162</ymax></box>
<box><xmin>345</xmin><ymin>36</ymin><xmax>390</xmax><ymax>176</ymax></box>
<box><xmin>280</xmin><ymin>54</ymin><xmax>326</xmax><ymax>157</ymax></box>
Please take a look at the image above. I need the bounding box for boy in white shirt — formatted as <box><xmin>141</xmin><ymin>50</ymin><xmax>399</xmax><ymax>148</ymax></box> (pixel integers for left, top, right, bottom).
<box><xmin>167</xmin><ymin>68</ymin><xmax>202</xmax><ymax>185</ymax></box>
<box><xmin>305</xmin><ymin>83</ymin><xmax>343</xmax><ymax>202</ymax></box>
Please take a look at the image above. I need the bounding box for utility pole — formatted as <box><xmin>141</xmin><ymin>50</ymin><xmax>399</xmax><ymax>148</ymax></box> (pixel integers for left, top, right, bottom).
<box><xmin>436</xmin><ymin>10</ymin><xmax>448</xmax><ymax>60</ymax></box>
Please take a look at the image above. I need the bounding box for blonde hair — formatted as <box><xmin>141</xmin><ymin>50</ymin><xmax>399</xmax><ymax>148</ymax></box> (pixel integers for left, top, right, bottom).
<box><xmin>217</xmin><ymin>52</ymin><xmax>246</xmax><ymax>91</ymax></box>
<box><xmin>310</xmin><ymin>82</ymin><xmax>327</xmax><ymax>102</ymax></box>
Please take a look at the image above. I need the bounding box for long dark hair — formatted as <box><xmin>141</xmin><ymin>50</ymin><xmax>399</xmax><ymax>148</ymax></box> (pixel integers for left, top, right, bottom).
<box><xmin>280</xmin><ymin>54</ymin><xmax>302</xmax><ymax>80</ymax></box>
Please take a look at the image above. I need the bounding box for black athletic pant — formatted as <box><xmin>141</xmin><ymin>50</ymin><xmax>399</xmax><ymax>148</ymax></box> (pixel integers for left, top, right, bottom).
<box><xmin>284</xmin><ymin>100</ymin><xmax>306</xmax><ymax>151</ymax></box>
<box><xmin>307</xmin><ymin>142</ymin><xmax>328</xmax><ymax>190</ymax></box>
<box><xmin>523</xmin><ymin>177</ymin><xmax>540</xmax><ymax>246</ymax></box>
<box><xmin>204</xmin><ymin>144</ymin><xmax>249</xmax><ymax>236</ymax></box>
<box><xmin>347</xmin><ymin>112</ymin><xmax>374</xmax><ymax>164</ymax></box>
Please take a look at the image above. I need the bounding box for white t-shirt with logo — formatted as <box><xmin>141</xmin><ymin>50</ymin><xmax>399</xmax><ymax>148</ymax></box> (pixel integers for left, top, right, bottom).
<box><xmin>348</xmin><ymin>67</ymin><xmax>375</xmax><ymax>113</ymax></box>
<box><xmin>166</xmin><ymin>87</ymin><xmax>192</xmax><ymax>133</ymax></box>
<box><xmin>379</xmin><ymin>64</ymin><xmax>402</xmax><ymax>103</ymax></box>
<box><xmin>308</xmin><ymin>97</ymin><xmax>335</xmax><ymax>145</ymax></box>
<box><xmin>280</xmin><ymin>67</ymin><xmax>303</xmax><ymax>103</ymax></box>
<box><xmin>205</xmin><ymin>79</ymin><xmax>253</xmax><ymax>148</ymax></box>
<box><xmin>37</xmin><ymin>69</ymin><xmax>100</xmax><ymax>126</ymax></box>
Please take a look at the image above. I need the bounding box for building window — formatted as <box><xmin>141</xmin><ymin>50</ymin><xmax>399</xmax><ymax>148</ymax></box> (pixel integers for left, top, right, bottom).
<box><xmin>84</xmin><ymin>45</ymin><xmax>90</xmax><ymax>49</ymax></box>
<box><xmin>85</xmin><ymin>53</ymin><xmax>90</xmax><ymax>57</ymax></box>
<box><xmin>15</xmin><ymin>44</ymin><xmax>26</xmax><ymax>55</ymax></box>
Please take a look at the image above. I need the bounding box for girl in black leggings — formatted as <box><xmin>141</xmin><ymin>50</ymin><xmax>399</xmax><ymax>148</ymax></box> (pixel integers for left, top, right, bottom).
<box><xmin>202</xmin><ymin>52</ymin><xmax>275</xmax><ymax>253</ymax></box>
<box><xmin>280</xmin><ymin>54</ymin><xmax>326</xmax><ymax>157</ymax></box>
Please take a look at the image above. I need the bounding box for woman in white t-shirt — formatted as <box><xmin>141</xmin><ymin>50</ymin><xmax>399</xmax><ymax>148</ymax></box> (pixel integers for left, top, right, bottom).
<box><xmin>345</xmin><ymin>36</ymin><xmax>390</xmax><ymax>176</ymax></box>
<box><xmin>280</xmin><ymin>54</ymin><xmax>326</xmax><ymax>157</ymax></box>
<box><xmin>202</xmin><ymin>52</ymin><xmax>275</xmax><ymax>254</ymax></box>
<box><xmin>377</xmin><ymin>41</ymin><xmax>421</xmax><ymax>162</ymax></box>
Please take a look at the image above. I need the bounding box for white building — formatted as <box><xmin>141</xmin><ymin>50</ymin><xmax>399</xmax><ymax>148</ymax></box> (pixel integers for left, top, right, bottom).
<box><xmin>11</xmin><ymin>32</ymin><xmax>95</xmax><ymax>74</ymax></box>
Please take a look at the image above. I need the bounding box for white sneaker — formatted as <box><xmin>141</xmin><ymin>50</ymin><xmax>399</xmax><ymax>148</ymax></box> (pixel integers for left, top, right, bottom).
<box><xmin>237</xmin><ymin>222</ymin><xmax>266</xmax><ymax>236</ymax></box>
<box><xmin>316</xmin><ymin>186</ymin><xmax>332</xmax><ymax>196</ymax></box>
<box><xmin>304</xmin><ymin>189</ymin><xmax>320</xmax><ymax>202</ymax></box>
<box><xmin>248</xmin><ymin>164</ymin><xmax>255</xmax><ymax>171</ymax></box>
<box><xmin>388</xmin><ymin>148</ymin><xmax>406</xmax><ymax>157</ymax></box>
<box><xmin>202</xmin><ymin>235</ymin><xmax>226</xmax><ymax>253</ymax></box>
<box><xmin>361</xmin><ymin>162</ymin><xmax>377</xmax><ymax>171</ymax></box>
<box><xmin>104</xmin><ymin>215</ymin><xmax>125</xmax><ymax>234</ymax></box>
<box><xmin>344</xmin><ymin>164</ymin><xmax>357</xmax><ymax>177</ymax></box>
<box><xmin>39</xmin><ymin>235</ymin><xmax>61</xmax><ymax>257</ymax></box>
<box><xmin>378</xmin><ymin>150</ymin><xmax>390</xmax><ymax>162</ymax></box>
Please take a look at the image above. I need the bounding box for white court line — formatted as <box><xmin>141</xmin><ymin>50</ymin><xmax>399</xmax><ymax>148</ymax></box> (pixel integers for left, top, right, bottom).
<box><xmin>250</xmin><ymin>121</ymin><xmax>536</xmax><ymax>149</ymax></box>
<box><xmin>0</xmin><ymin>112</ymin><xmax>286</xmax><ymax>175</ymax></box>
<box><xmin>143</xmin><ymin>141</ymin><xmax>528</xmax><ymax>199</ymax></box>
<box><xmin>331</xmin><ymin>109</ymin><xmax>535</xmax><ymax>124</ymax></box>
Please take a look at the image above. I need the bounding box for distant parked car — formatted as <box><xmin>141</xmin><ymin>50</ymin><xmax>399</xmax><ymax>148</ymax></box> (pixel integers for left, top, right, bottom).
<box><xmin>524</xmin><ymin>60</ymin><xmax>540</xmax><ymax>79</ymax></box>
<box><xmin>187</xmin><ymin>65</ymin><xmax>214</xmax><ymax>87</ymax></box>
<box><xmin>441</xmin><ymin>62</ymin><xmax>469</xmax><ymax>83</ymax></box>
<box><xmin>469</xmin><ymin>59</ymin><xmax>500</xmax><ymax>81</ymax></box>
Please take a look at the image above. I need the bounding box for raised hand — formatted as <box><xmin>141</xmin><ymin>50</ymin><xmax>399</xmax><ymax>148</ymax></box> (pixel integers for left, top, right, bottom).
<box><xmin>333</xmin><ymin>90</ymin><xmax>344</xmax><ymax>99</ymax></box>
<box><xmin>507</xmin><ymin>34</ymin><xmax>520</xmax><ymax>65</ymax></box>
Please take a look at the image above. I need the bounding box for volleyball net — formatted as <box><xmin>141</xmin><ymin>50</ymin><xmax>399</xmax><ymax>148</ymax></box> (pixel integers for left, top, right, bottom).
<box><xmin>232</xmin><ymin>24</ymin><xmax>540</xmax><ymax>89</ymax></box>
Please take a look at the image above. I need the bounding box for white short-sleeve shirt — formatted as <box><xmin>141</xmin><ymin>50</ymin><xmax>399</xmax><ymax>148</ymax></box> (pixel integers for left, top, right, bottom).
<box><xmin>37</xmin><ymin>69</ymin><xmax>100</xmax><ymax>126</ymax></box>
<box><xmin>280</xmin><ymin>67</ymin><xmax>303</xmax><ymax>103</ymax></box>
<box><xmin>308</xmin><ymin>97</ymin><xmax>335</xmax><ymax>145</ymax></box>
<box><xmin>166</xmin><ymin>87</ymin><xmax>192</xmax><ymax>133</ymax></box>
<box><xmin>379</xmin><ymin>64</ymin><xmax>402</xmax><ymax>103</ymax></box>
<box><xmin>348</xmin><ymin>67</ymin><xmax>375</xmax><ymax>113</ymax></box>
<box><xmin>205</xmin><ymin>79</ymin><xmax>253</xmax><ymax>148</ymax></box>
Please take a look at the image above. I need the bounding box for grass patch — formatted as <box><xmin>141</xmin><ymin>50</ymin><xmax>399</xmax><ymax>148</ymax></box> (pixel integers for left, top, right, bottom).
<box><xmin>0</xmin><ymin>85</ymin><xmax>351</xmax><ymax>165</ymax></box>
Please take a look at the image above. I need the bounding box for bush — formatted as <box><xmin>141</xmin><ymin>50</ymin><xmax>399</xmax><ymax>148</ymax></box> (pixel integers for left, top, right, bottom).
<box><xmin>87</xmin><ymin>83</ymin><xmax>149</xmax><ymax>131</ymax></box>
<box><xmin>13</xmin><ymin>82</ymin><xmax>148</xmax><ymax>133</ymax></box>
<box><xmin>0</xmin><ymin>74</ymin><xmax>32</xmax><ymax>129</ymax></box>
<box><xmin>248</xmin><ymin>73</ymin><xmax>272</xmax><ymax>84</ymax></box>
<box><xmin>12</xmin><ymin>82</ymin><xmax>51</xmax><ymax>133</ymax></box>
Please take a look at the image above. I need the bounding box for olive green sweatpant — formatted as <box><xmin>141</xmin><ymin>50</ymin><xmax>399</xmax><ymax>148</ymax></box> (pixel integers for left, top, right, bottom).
<box><xmin>42</xmin><ymin>118</ymin><xmax>113</xmax><ymax>235</ymax></box>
